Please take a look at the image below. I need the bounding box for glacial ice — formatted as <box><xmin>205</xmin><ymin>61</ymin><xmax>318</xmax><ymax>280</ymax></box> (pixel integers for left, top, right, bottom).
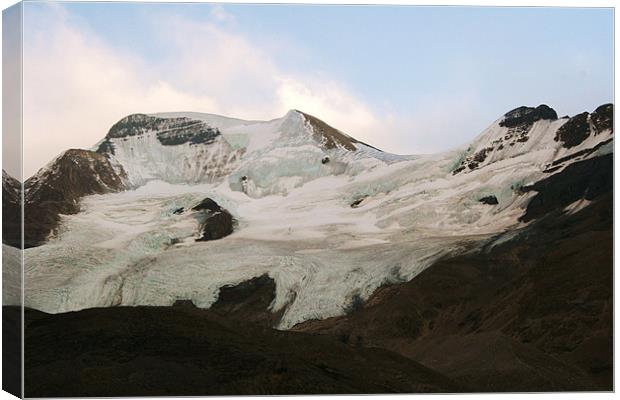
<box><xmin>18</xmin><ymin>109</ymin><xmax>614</xmax><ymax>329</ymax></box>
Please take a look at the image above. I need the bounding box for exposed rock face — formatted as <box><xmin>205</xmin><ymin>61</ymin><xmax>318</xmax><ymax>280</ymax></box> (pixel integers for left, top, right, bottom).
<box><xmin>298</xmin><ymin>111</ymin><xmax>359</xmax><ymax>151</ymax></box>
<box><xmin>172</xmin><ymin>299</ymin><xmax>196</xmax><ymax>308</ymax></box>
<box><xmin>454</xmin><ymin>104</ymin><xmax>560</xmax><ymax>175</ymax></box>
<box><xmin>554</xmin><ymin>112</ymin><xmax>591</xmax><ymax>148</ymax></box>
<box><xmin>156</xmin><ymin>124</ymin><xmax>220</xmax><ymax>146</ymax></box>
<box><xmin>591</xmin><ymin>103</ymin><xmax>613</xmax><ymax>134</ymax></box>
<box><xmin>452</xmin><ymin>147</ymin><xmax>492</xmax><ymax>174</ymax></box>
<box><xmin>499</xmin><ymin>105</ymin><xmax>558</xmax><ymax>128</ymax></box>
<box><xmin>95</xmin><ymin>138</ymin><xmax>116</xmax><ymax>155</ymax></box>
<box><xmin>107</xmin><ymin>114</ymin><xmax>194</xmax><ymax>139</ymax></box>
<box><xmin>211</xmin><ymin>274</ymin><xmax>282</xmax><ymax>327</ymax></box>
<box><xmin>2</xmin><ymin>171</ymin><xmax>21</xmax><ymax>248</ymax></box>
<box><xmin>103</xmin><ymin>113</ymin><xmax>222</xmax><ymax>148</ymax></box>
<box><xmin>544</xmin><ymin>137</ymin><xmax>613</xmax><ymax>172</ymax></box>
<box><xmin>197</xmin><ymin>212</ymin><xmax>234</xmax><ymax>241</ymax></box>
<box><xmin>23</xmin><ymin>149</ymin><xmax>127</xmax><ymax>247</ymax></box>
<box><xmin>193</xmin><ymin>197</ymin><xmax>234</xmax><ymax>241</ymax></box>
<box><xmin>521</xmin><ymin>153</ymin><xmax>612</xmax><ymax>222</ymax></box>
<box><xmin>551</xmin><ymin>104</ymin><xmax>613</xmax><ymax>150</ymax></box>
<box><xmin>478</xmin><ymin>195</ymin><xmax>498</xmax><ymax>205</ymax></box>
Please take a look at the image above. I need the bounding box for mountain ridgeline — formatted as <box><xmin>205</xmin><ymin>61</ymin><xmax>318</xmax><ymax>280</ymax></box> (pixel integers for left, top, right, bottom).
<box><xmin>3</xmin><ymin>103</ymin><xmax>613</xmax><ymax>394</ymax></box>
<box><xmin>5</xmin><ymin>104</ymin><xmax>612</xmax><ymax>249</ymax></box>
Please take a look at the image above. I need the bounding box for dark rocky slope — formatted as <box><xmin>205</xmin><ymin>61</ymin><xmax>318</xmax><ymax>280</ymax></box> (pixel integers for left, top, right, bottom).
<box><xmin>554</xmin><ymin>112</ymin><xmax>591</xmax><ymax>148</ymax></box>
<box><xmin>591</xmin><ymin>103</ymin><xmax>614</xmax><ymax>133</ymax></box>
<box><xmin>521</xmin><ymin>154</ymin><xmax>612</xmax><ymax>222</ymax></box>
<box><xmin>554</xmin><ymin>103</ymin><xmax>614</xmax><ymax>148</ymax></box>
<box><xmin>298</xmin><ymin>111</ymin><xmax>359</xmax><ymax>151</ymax></box>
<box><xmin>16</xmin><ymin>303</ymin><xmax>459</xmax><ymax>397</ymax></box>
<box><xmin>23</xmin><ymin>149</ymin><xmax>127</xmax><ymax>247</ymax></box>
<box><xmin>2</xmin><ymin>170</ymin><xmax>21</xmax><ymax>248</ymax></box>
<box><xmin>2</xmin><ymin>300</ymin><xmax>21</xmax><ymax>398</ymax></box>
<box><xmin>294</xmin><ymin>153</ymin><xmax>613</xmax><ymax>392</ymax></box>
<box><xmin>209</xmin><ymin>274</ymin><xmax>283</xmax><ymax>326</ymax></box>
<box><xmin>298</xmin><ymin>110</ymin><xmax>381</xmax><ymax>152</ymax></box>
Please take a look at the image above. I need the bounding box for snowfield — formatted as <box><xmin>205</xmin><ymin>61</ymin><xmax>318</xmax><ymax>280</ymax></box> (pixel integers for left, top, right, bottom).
<box><xmin>18</xmin><ymin>108</ymin><xmax>613</xmax><ymax>329</ymax></box>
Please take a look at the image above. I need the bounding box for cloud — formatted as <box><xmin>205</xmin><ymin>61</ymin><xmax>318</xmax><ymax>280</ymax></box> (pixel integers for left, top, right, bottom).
<box><xmin>23</xmin><ymin>7</ymin><xmax>222</xmax><ymax>177</ymax></box>
<box><xmin>275</xmin><ymin>77</ymin><xmax>383</xmax><ymax>143</ymax></box>
<box><xmin>22</xmin><ymin>4</ymin><xmax>399</xmax><ymax>177</ymax></box>
<box><xmin>21</xmin><ymin>3</ymin><xmax>487</xmax><ymax>178</ymax></box>
<box><xmin>209</xmin><ymin>4</ymin><xmax>235</xmax><ymax>24</ymax></box>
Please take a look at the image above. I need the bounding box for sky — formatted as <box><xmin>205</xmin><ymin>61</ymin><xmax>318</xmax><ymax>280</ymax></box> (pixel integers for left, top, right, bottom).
<box><xmin>11</xmin><ymin>2</ymin><xmax>615</xmax><ymax>178</ymax></box>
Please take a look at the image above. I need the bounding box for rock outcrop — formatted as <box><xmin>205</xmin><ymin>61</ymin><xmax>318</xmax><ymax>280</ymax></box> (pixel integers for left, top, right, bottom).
<box><xmin>193</xmin><ymin>197</ymin><xmax>234</xmax><ymax>241</ymax></box>
<box><xmin>591</xmin><ymin>103</ymin><xmax>613</xmax><ymax>134</ymax></box>
<box><xmin>100</xmin><ymin>113</ymin><xmax>222</xmax><ymax>149</ymax></box>
<box><xmin>521</xmin><ymin>153</ymin><xmax>612</xmax><ymax>222</ymax></box>
<box><xmin>554</xmin><ymin>104</ymin><xmax>614</xmax><ymax>149</ymax></box>
<box><xmin>478</xmin><ymin>195</ymin><xmax>498</xmax><ymax>205</ymax></box>
<box><xmin>554</xmin><ymin>112</ymin><xmax>591</xmax><ymax>148</ymax></box>
<box><xmin>298</xmin><ymin>111</ymin><xmax>359</xmax><ymax>151</ymax></box>
<box><xmin>211</xmin><ymin>274</ymin><xmax>281</xmax><ymax>327</ymax></box>
<box><xmin>23</xmin><ymin>149</ymin><xmax>127</xmax><ymax>247</ymax></box>
<box><xmin>499</xmin><ymin>105</ymin><xmax>558</xmax><ymax>128</ymax></box>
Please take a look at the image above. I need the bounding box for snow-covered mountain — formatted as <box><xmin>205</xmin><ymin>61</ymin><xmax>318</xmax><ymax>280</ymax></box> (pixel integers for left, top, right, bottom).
<box><xmin>453</xmin><ymin>104</ymin><xmax>613</xmax><ymax>174</ymax></box>
<box><xmin>6</xmin><ymin>103</ymin><xmax>613</xmax><ymax>329</ymax></box>
<box><xmin>92</xmin><ymin>109</ymin><xmax>406</xmax><ymax>195</ymax></box>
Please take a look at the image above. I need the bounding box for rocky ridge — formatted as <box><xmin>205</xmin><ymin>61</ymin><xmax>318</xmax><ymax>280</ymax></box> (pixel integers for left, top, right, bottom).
<box><xmin>22</xmin><ymin>149</ymin><xmax>127</xmax><ymax>247</ymax></box>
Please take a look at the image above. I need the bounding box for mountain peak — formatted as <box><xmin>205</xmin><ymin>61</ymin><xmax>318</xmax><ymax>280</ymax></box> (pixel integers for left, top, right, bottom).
<box><xmin>500</xmin><ymin>104</ymin><xmax>558</xmax><ymax>128</ymax></box>
<box><xmin>295</xmin><ymin>110</ymin><xmax>359</xmax><ymax>151</ymax></box>
<box><xmin>452</xmin><ymin>103</ymin><xmax>612</xmax><ymax>176</ymax></box>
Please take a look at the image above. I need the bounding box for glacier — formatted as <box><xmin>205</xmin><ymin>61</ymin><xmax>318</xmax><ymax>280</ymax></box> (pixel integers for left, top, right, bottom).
<box><xmin>17</xmin><ymin>106</ymin><xmax>614</xmax><ymax>329</ymax></box>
